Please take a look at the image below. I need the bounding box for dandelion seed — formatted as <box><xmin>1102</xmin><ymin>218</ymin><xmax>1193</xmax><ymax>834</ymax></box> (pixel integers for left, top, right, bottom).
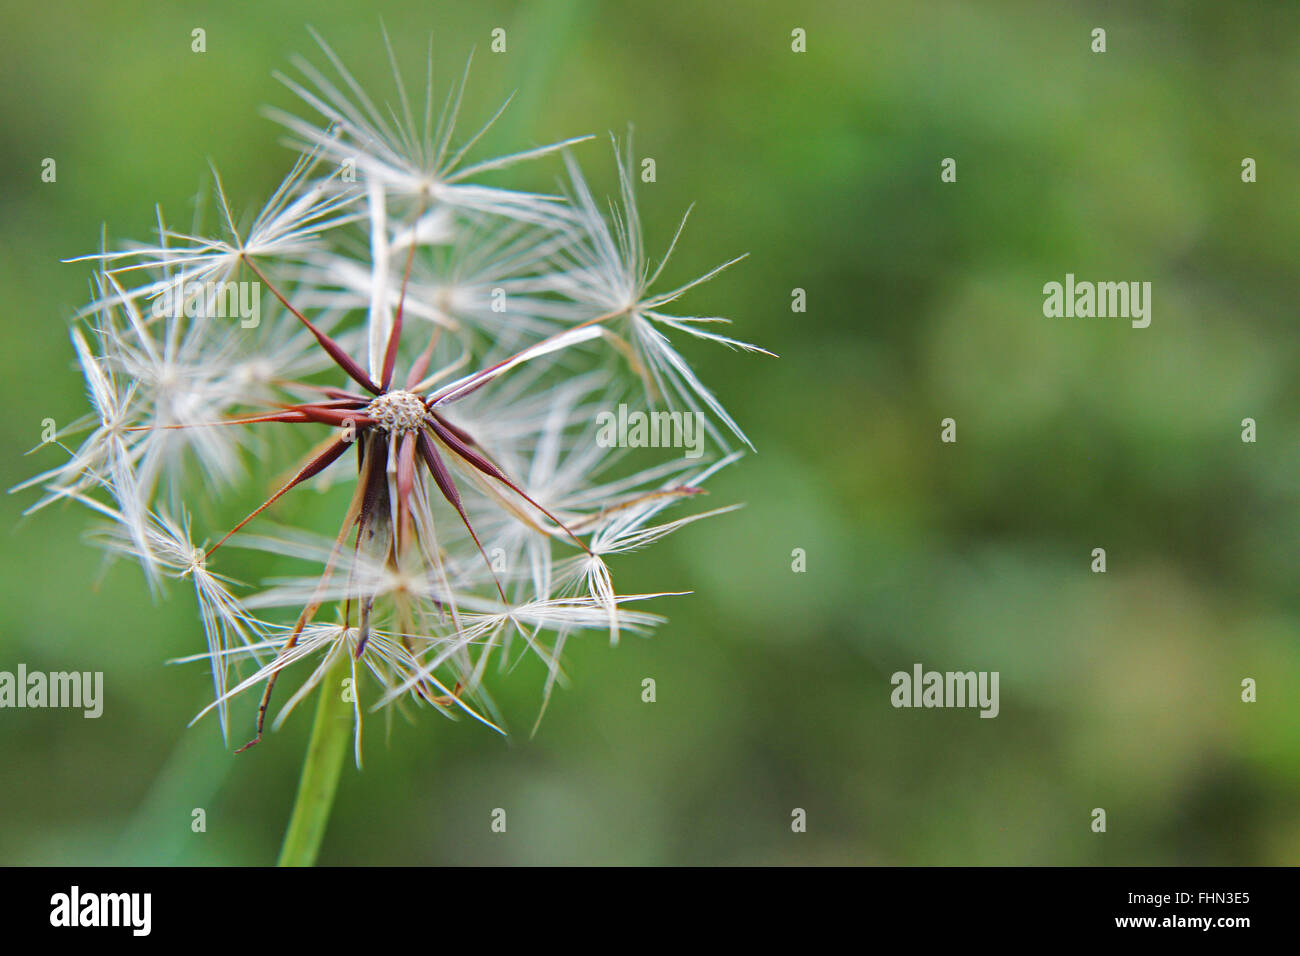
<box><xmin>549</xmin><ymin>135</ymin><xmax>776</xmax><ymax>450</ymax></box>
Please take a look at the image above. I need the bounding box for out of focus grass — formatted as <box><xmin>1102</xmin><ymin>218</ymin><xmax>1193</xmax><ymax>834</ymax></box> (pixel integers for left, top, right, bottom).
<box><xmin>0</xmin><ymin>0</ymin><xmax>1297</xmax><ymax>864</ymax></box>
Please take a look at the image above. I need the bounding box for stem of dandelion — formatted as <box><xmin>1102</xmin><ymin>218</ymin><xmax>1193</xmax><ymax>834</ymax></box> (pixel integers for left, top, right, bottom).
<box><xmin>277</xmin><ymin>653</ymin><xmax>351</xmax><ymax>866</ymax></box>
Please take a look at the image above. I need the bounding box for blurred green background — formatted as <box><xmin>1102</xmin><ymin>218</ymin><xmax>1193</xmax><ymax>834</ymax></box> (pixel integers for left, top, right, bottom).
<box><xmin>1</xmin><ymin>0</ymin><xmax>1298</xmax><ymax>865</ymax></box>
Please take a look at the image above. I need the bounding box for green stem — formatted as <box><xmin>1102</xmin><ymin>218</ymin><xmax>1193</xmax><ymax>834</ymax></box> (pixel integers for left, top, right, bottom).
<box><xmin>277</xmin><ymin>654</ymin><xmax>351</xmax><ymax>866</ymax></box>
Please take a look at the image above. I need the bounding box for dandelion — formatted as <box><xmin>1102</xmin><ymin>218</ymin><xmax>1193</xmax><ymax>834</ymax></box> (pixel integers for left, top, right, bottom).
<box><xmin>15</xmin><ymin>31</ymin><xmax>768</xmax><ymax>865</ymax></box>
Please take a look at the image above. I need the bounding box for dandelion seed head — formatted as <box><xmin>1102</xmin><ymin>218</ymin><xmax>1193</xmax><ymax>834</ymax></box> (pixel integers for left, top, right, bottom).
<box><xmin>21</xmin><ymin>29</ymin><xmax>767</xmax><ymax>760</ymax></box>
